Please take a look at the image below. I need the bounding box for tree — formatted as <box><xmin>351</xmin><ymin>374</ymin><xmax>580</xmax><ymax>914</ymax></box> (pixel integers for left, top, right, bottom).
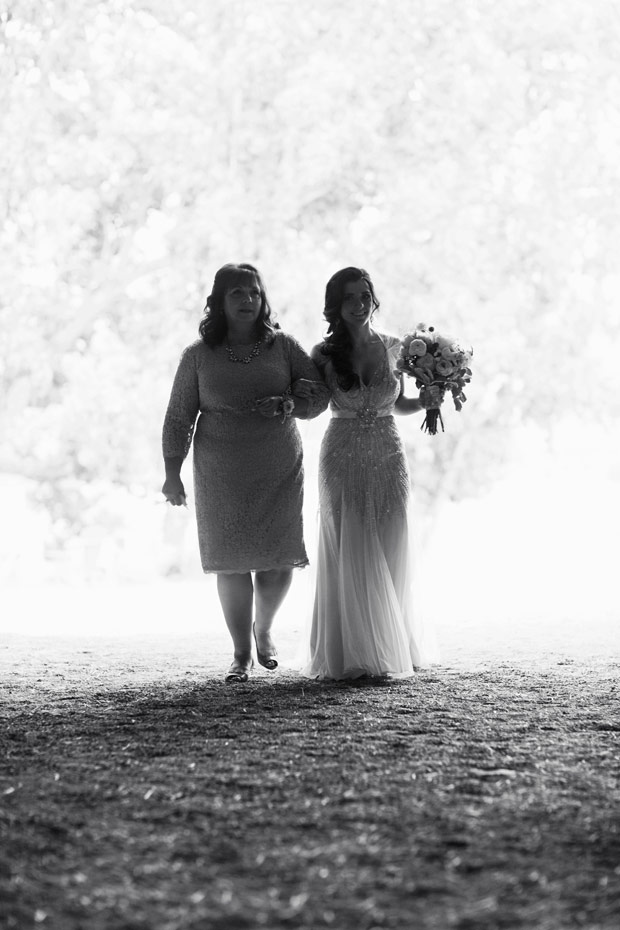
<box><xmin>1</xmin><ymin>0</ymin><xmax>619</xmax><ymax>578</ymax></box>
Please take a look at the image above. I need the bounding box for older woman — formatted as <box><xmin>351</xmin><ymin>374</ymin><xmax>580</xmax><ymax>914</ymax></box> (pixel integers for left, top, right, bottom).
<box><xmin>162</xmin><ymin>263</ymin><xmax>328</xmax><ymax>682</ymax></box>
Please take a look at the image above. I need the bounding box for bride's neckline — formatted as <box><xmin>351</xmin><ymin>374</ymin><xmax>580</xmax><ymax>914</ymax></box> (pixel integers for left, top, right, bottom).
<box><xmin>349</xmin><ymin>328</ymin><xmax>382</xmax><ymax>347</ymax></box>
<box><xmin>353</xmin><ymin>333</ymin><xmax>386</xmax><ymax>388</ymax></box>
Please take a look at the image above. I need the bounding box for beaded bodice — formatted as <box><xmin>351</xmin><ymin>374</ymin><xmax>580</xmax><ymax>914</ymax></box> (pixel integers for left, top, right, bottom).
<box><xmin>324</xmin><ymin>333</ymin><xmax>402</xmax><ymax>422</ymax></box>
<box><xmin>318</xmin><ymin>333</ymin><xmax>410</xmax><ymax>528</ymax></box>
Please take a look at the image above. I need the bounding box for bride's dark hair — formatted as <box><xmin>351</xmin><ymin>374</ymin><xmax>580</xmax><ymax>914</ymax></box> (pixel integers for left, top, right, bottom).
<box><xmin>198</xmin><ymin>263</ymin><xmax>278</xmax><ymax>347</ymax></box>
<box><xmin>320</xmin><ymin>266</ymin><xmax>380</xmax><ymax>391</ymax></box>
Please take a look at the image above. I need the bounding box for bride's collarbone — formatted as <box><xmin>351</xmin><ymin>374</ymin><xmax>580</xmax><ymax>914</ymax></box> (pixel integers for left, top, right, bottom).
<box><xmin>353</xmin><ymin>340</ymin><xmax>385</xmax><ymax>383</ymax></box>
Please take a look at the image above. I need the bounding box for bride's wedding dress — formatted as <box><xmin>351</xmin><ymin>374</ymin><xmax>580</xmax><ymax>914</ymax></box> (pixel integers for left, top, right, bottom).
<box><xmin>303</xmin><ymin>333</ymin><xmax>438</xmax><ymax>680</ymax></box>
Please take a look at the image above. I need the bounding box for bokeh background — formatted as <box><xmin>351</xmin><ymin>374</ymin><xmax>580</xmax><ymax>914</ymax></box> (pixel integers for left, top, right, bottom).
<box><xmin>2</xmin><ymin>0</ymin><xmax>619</xmax><ymax>645</ymax></box>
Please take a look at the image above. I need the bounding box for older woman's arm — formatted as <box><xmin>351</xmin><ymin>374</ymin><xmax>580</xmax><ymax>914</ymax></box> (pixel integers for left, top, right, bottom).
<box><xmin>255</xmin><ymin>336</ymin><xmax>330</xmax><ymax>420</ymax></box>
<box><xmin>162</xmin><ymin>346</ymin><xmax>200</xmax><ymax>504</ymax></box>
<box><xmin>288</xmin><ymin>338</ymin><xmax>330</xmax><ymax>419</ymax></box>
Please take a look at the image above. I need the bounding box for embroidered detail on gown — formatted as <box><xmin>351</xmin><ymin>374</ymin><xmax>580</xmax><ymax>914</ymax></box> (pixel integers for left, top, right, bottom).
<box><xmin>303</xmin><ymin>333</ymin><xmax>438</xmax><ymax>679</ymax></box>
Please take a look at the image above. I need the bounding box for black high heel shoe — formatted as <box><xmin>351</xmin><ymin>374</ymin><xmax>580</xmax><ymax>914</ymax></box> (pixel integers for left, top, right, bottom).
<box><xmin>253</xmin><ymin>623</ymin><xmax>278</xmax><ymax>670</ymax></box>
<box><xmin>225</xmin><ymin>658</ymin><xmax>254</xmax><ymax>683</ymax></box>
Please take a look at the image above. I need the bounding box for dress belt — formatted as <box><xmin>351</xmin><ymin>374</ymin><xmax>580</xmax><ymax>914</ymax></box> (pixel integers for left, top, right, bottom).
<box><xmin>331</xmin><ymin>410</ymin><xmax>392</xmax><ymax>419</ymax></box>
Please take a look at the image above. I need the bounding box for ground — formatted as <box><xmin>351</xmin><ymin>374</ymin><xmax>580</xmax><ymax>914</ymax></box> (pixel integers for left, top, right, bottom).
<box><xmin>1</xmin><ymin>589</ymin><xmax>619</xmax><ymax>930</ymax></box>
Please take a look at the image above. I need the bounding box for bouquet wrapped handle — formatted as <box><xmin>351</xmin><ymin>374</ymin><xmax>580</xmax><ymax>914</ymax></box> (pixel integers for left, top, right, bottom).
<box><xmin>420</xmin><ymin>385</ymin><xmax>445</xmax><ymax>409</ymax></box>
<box><xmin>419</xmin><ymin>384</ymin><xmax>445</xmax><ymax>434</ymax></box>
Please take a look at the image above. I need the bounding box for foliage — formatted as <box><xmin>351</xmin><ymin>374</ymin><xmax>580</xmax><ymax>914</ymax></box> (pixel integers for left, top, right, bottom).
<box><xmin>1</xmin><ymin>0</ymin><xmax>619</xmax><ymax>578</ymax></box>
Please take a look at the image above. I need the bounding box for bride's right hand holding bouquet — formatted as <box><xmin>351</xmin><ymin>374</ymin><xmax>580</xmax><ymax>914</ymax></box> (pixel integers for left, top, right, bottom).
<box><xmin>395</xmin><ymin>324</ymin><xmax>473</xmax><ymax>434</ymax></box>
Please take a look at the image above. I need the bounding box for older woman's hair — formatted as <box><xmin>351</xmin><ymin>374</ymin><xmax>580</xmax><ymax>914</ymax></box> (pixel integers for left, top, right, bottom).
<box><xmin>198</xmin><ymin>263</ymin><xmax>278</xmax><ymax>346</ymax></box>
<box><xmin>321</xmin><ymin>266</ymin><xmax>380</xmax><ymax>391</ymax></box>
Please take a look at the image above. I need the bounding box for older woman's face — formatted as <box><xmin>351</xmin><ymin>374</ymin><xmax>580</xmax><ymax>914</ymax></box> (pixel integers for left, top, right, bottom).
<box><xmin>340</xmin><ymin>279</ymin><xmax>374</xmax><ymax>328</ymax></box>
<box><xmin>223</xmin><ymin>278</ymin><xmax>262</xmax><ymax>331</ymax></box>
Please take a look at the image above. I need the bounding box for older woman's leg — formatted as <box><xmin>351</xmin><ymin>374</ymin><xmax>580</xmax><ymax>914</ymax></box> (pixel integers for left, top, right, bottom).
<box><xmin>253</xmin><ymin>568</ymin><xmax>293</xmax><ymax>663</ymax></box>
<box><xmin>217</xmin><ymin>573</ymin><xmax>254</xmax><ymax>670</ymax></box>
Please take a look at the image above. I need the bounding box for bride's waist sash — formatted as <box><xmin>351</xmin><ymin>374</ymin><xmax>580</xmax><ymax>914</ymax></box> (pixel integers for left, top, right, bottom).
<box><xmin>331</xmin><ymin>410</ymin><xmax>392</xmax><ymax>419</ymax></box>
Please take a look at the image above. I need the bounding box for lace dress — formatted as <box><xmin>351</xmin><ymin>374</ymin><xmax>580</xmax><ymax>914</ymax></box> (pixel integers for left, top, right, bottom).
<box><xmin>302</xmin><ymin>333</ymin><xmax>438</xmax><ymax>679</ymax></box>
<box><xmin>162</xmin><ymin>332</ymin><xmax>328</xmax><ymax>573</ymax></box>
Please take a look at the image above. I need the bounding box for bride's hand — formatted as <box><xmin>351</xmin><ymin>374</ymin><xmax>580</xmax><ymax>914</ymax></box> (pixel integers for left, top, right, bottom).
<box><xmin>420</xmin><ymin>385</ymin><xmax>444</xmax><ymax>409</ymax></box>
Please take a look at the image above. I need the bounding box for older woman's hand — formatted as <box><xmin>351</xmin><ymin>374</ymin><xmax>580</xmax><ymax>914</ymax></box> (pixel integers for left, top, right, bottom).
<box><xmin>254</xmin><ymin>396</ymin><xmax>283</xmax><ymax>418</ymax></box>
<box><xmin>162</xmin><ymin>476</ymin><xmax>187</xmax><ymax>507</ymax></box>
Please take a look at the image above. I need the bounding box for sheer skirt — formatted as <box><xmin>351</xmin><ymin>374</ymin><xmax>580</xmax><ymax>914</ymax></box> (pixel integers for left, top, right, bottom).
<box><xmin>302</xmin><ymin>417</ymin><xmax>438</xmax><ymax>679</ymax></box>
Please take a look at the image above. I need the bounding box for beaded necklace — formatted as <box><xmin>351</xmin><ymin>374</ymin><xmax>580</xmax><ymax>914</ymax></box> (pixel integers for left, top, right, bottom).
<box><xmin>226</xmin><ymin>338</ymin><xmax>263</xmax><ymax>364</ymax></box>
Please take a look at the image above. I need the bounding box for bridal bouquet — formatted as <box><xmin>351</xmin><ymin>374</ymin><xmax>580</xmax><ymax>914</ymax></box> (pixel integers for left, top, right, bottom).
<box><xmin>396</xmin><ymin>324</ymin><xmax>473</xmax><ymax>434</ymax></box>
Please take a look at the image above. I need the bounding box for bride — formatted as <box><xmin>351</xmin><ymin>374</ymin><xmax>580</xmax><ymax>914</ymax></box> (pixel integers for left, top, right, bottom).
<box><xmin>302</xmin><ymin>267</ymin><xmax>441</xmax><ymax>680</ymax></box>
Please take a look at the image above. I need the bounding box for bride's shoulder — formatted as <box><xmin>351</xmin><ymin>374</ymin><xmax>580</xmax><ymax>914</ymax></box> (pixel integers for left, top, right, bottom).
<box><xmin>375</xmin><ymin>331</ymin><xmax>402</xmax><ymax>351</ymax></box>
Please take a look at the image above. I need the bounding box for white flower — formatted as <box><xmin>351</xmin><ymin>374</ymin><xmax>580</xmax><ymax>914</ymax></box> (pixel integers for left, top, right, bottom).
<box><xmin>436</xmin><ymin>358</ymin><xmax>456</xmax><ymax>377</ymax></box>
<box><xmin>408</xmin><ymin>338</ymin><xmax>427</xmax><ymax>357</ymax></box>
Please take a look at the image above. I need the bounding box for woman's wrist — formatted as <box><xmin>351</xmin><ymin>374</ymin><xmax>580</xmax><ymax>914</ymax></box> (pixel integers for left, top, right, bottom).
<box><xmin>394</xmin><ymin>395</ymin><xmax>423</xmax><ymax>415</ymax></box>
<box><xmin>280</xmin><ymin>392</ymin><xmax>295</xmax><ymax>421</ymax></box>
<box><xmin>164</xmin><ymin>456</ymin><xmax>183</xmax><ymax>479</ymax></box>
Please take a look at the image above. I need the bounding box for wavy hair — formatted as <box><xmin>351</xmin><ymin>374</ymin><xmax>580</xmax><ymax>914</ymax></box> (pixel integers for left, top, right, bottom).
<box><xmin>198</xmin><ymin>263</ymin><xmax>278</xmax><ymax>347</ymax></box>
<box><xmin>319</xmin><ymin>266</ymin><xmax>380</xmax><ymax>390</ymax></box>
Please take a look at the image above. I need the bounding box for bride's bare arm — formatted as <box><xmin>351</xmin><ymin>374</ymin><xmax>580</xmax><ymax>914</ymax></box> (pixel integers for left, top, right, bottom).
<box><xmin>394</xmin><ymin>381</ymin><xmax>444</xmax><ymax>416</ymax></box>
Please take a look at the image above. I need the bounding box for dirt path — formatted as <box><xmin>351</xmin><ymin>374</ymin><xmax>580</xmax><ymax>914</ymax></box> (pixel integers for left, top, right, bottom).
<box><xmin>1</xmin><ymin>628</ymin><xmax>619</xmax><ymax>930</ymax></box>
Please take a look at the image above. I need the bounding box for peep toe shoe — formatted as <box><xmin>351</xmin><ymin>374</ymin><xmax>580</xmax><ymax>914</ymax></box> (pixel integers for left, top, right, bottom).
<box><xmin>225</xmin><ymin>659</ymin><xmax>254</xmax><ymax>683</ymax></box>
<box><xmin>253</xmin><ymin>623</ymin><xmax>278</xmax><ymax>670</ymax></box>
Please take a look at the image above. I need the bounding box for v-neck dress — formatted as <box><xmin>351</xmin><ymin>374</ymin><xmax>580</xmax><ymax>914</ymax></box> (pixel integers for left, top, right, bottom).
<box><xmin>162</xmin><ymin>332</ymin><xmax>329</xmax><ymax>573</ymax></box>
<box><xmin>302</xmin><ymin>332</ymin><xmax>438</xmax><ymax>679</ymax></box>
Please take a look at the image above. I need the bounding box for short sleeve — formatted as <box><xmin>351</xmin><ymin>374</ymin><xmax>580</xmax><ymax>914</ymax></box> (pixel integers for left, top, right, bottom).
<box><xmin>382</xmin><ymin>333</ymin><xmax>402</xmax><ymax>353</ymax></box>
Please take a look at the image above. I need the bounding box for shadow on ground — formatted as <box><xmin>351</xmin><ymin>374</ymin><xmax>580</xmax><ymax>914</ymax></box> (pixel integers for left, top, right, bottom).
<box><xmin>1</xmin><ymin>643</ymin><xmax>620</xmax><ymax>929</ymax></box>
